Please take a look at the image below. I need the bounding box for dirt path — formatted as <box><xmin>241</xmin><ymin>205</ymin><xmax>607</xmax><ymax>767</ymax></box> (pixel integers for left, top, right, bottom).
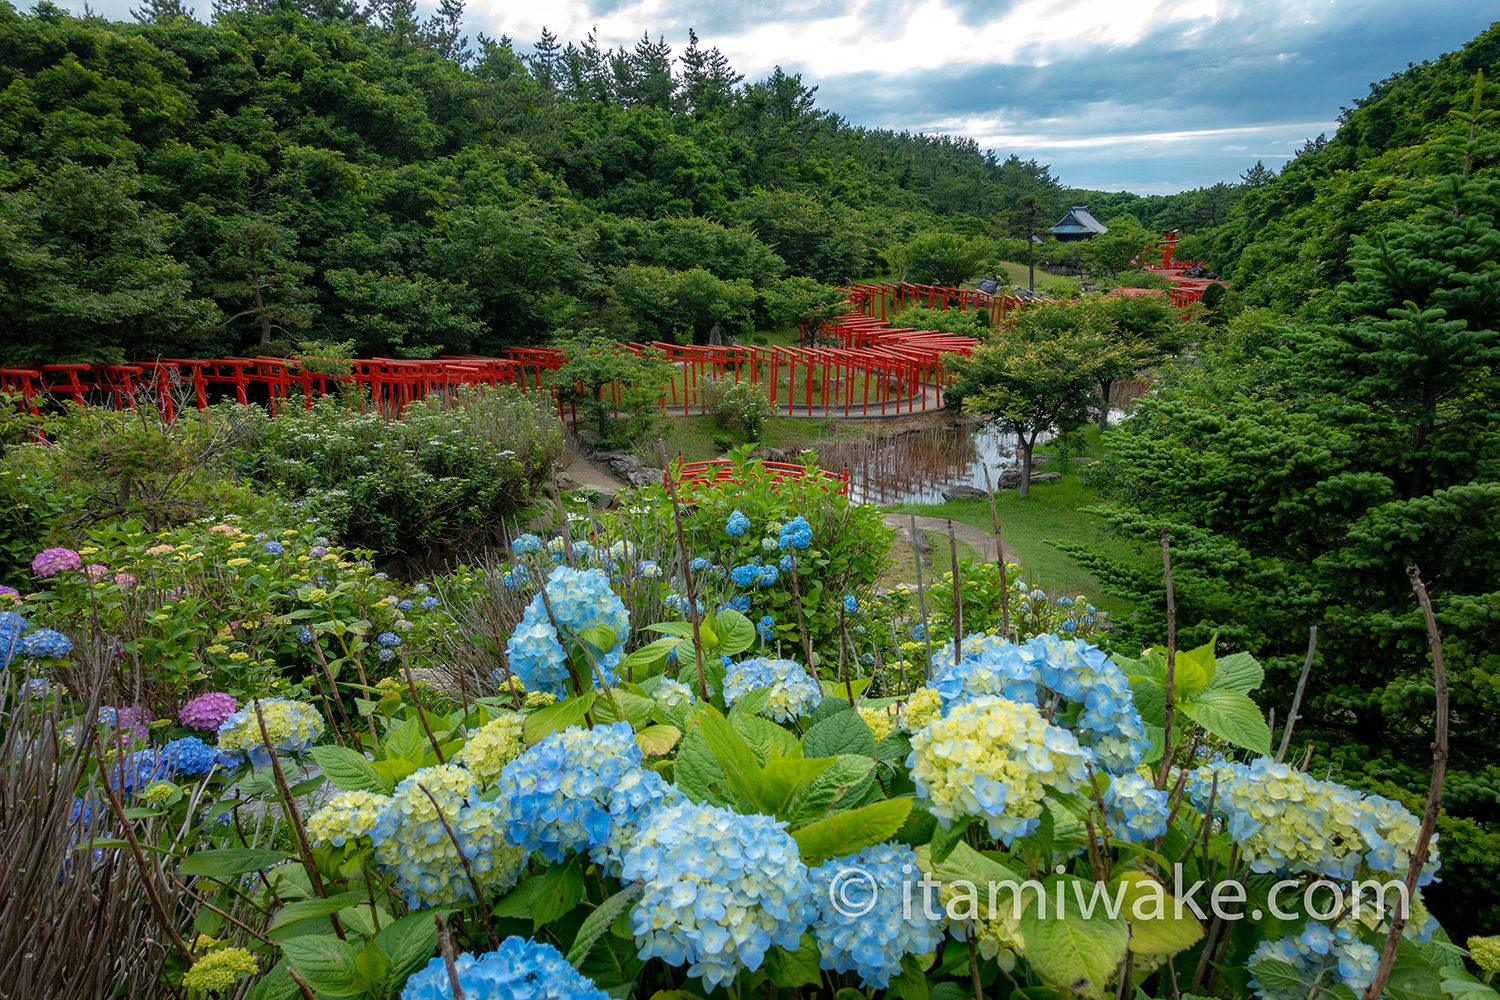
<box><xmin>557</xmin><ymin>448</ymin><xmax>628</xmax><ymax>490</ymax></box>
<box><xmin>882</xmin><ymin>512</ymin><xmax>1017</xmax><ymax>566</ymax></box>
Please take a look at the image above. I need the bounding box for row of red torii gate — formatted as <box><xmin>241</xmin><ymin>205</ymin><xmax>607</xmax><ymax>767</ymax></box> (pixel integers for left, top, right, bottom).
<box><xmin>0</xmin><ymin>282</ymin><xmax>1010</xmax><ymax>422</ymax></box>
<box><xmin>2</xmin><ymin>262</ymin><xmax>1210</xmax><ymax>423</ymax></box>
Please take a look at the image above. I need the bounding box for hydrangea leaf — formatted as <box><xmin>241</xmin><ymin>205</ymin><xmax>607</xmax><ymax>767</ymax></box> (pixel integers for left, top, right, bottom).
<box><xmin>1176</xmin><ymin>689</ymin><xmax>1273</xmax><ymax>754</ymax></box>
<box><xmin>1111</xmin><ymin>871</ymin><xmax>1204</xmax><ymax>959</ymax></box>
<box><xmin>309</xmin><ymin>745</ymin><xmax>390</xmax><ymax>794</ymax></box>
<box><xmin>802</xmin><ymin>709</ymin><xmax>876</xmax><ymax>758</ymax></box>
<box><xmin>277</xmin><ymin>934</ymin><xmax>365</xmax><ymax>998</ymax></box>
<box><xmin>566</xmin><ymin>883</ymin><xmax>643</xmax><ymax>969</ymax></box>
<box><xmin>713</xmin><ymin>608</ymin><xmax>756</xmax><ymax>656</ymax></box>
<box><xmin>267</xmin><ymin>892</ymin><xmax>367</xmax><ymax>932</ymax></box>
<box><xmin>764</xmin><ymin>933</ymin><xmax>822</xmax><ymax>988</ymax></box>
<box><xmin>732</xmin><ymin>711</ymin><xmax>801</xmax><ymax>762</ymax></box>
<box><xmin>672</xmin><ymin>726</ymin><xmax>730</xmax><ymax>805</ymax></box>
<box><xmin>785</xmin><ymin>755</ymin><xmax>875</xmax><ymax>826</ymax></box>
<box><xmin>791</xmin><ymin>796</ymin><xmax>912</xmax><ymax>863</ymax></box>
<box><xmin>179</xmin><ymin>847</ymin><xmax>286</xmax><ymax>879</ymax></box>
<box><xmin>1016</xmin><ymin>876</ymin><xmax>1130</xmax><ymax>1000</ymax></box>
<box><xmin>634</xmin><ymin>724</ymin><xmax>681</xmax><ymax>757</ymax></box>
<box><xmin>1206</xmin><ymin>651</ymin><xmax>1264</xmax><ymax>695</ymax></box>
<box><xmin>521</xmin><ymin>692</ymin><xmax>596</xmax><ymax>746</ymax></box>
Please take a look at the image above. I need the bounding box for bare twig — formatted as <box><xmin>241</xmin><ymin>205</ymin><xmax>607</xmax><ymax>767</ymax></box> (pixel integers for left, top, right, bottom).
<box><xmin>1276</xmin><ymin>626</ymin><xmax>1318</xmax><ymax>763</ymax></box>
<box><xmin>980</xmin><ymin>464</ymin><xmax>1011</xmax><ymax>642</ymax></box>
<box><xmin>436</xmin><ymin>914</ymin><xmax>468</xmax><ymax>1000</ymax></box>
<box><xmin>1361</xmin><ymin>566</ymin><xmax>1448</xmax><ymax>1000</ymax></box>
<box><xmin>1157</xmin><ymin>528</ymin><xmax>1178</xmax><ymax>788</ymax></box>
<box><xmin>657</xmin><ymin>441</ymin><xmax>712</xmax><ymax>700</ymax></box>
<box><xmin>909</xmin><ymin>513</ymin><xmax>935</xmax><ymax>668</ymax></box>
<box><xmin>947</xmin><ymin>518</ymin><xmax>963</xmax><ymax>663</ymax></box>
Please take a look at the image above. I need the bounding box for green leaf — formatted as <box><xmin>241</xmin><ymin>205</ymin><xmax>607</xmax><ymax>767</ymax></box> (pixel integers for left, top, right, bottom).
<box><xmin>245</xmin><ymin>961</ymin><xmax>301</xmax><ymax>1000</ymax></box>
<box><xmin>375</xmin><ymin>912</ymin><xmax>442</xmax><ymax>993</ymax></box>
<box><xmin>1112</xmin><ymin>871</ymin><xmax>1204</xmax><ymax>959</ymax></box>
<box><xmin>567</xmin><ymin>884</ymin><xmax>644</xmax><ymax>969</ymax></box>
<box><xmin>592</xmin><ymin>690</ymin><xmax>655</xmax><ymax>728</ymax></box>
<box><xmin>529</xmin><ymin>854</ymin><xmax>586</xmax><ymax>927</ymax></box>
<box><xmin>268</xmin><ymin>892</ymin><xmax>367</xmax><ymax>932</ymax></box>
<box><xmin>1017</xmin><ymin>876</ymin><xmax>1130</xmax><ymax>1000</ymax></box>
<box><xmin>890</xmin><ymin>952</ymin><xmax>933</xmax><ymax>1000</ymax></box>
<box><xmin>382</xmin><ymin>717</ymin><xmax>429</xmax><ymax>762</ymax></box>
<box><xmin>713</xmin><ymin>609</ymin><xmax>756</xmax><ymax>656</ymax></box>
<box><xmin>673</xmin><ymin>727</ymin><xmax>730</xmax><ymax>805</ymax></box>
<box><xmin>635</xmin><ymin>724</ymin><xmax>681</xmax><ymax>757</ymax></box>
<box><xmin>578</xmin><ymin>624</ymin><xmax>617</xmax><ymax>654</ymax></box>
<box><xmin>928</xmin><ymin>816</ymin><xmax>973</xmax><ymax>865</ymax></box>
<box><xmin>727</xmin><ymin>685</ymin><xmax>773</xmax><ymax>722</ymax></box>
<box><xmin>1249</xmin><ymin>959</ymin><xmax>1313</xmax><ymax>998</ymax></box>
<box><xmin>792</xmin><ymin>797</ymin><xmax>913</xmax><ymax>862</ymax></box>
<box><xmin>1173</xmin><ymin>639</ymin><xmax>1219</xmax><ymax>699</ymax></box>
<box><xmin>646</xmin><ymin>622</ymin><xmax>696</xmax><ymax>639</ymax></box>
<box><xmin>694</xmin><ymin>711</ymin><xmax>766</xmax><ymax>812</ymax></box>
<box><xmin>279</xmin><ymin>934</ymin><xmax>366</xmax><ymax>997</ymax></box>
<box><xmin>522</xmin><ymin>692</ymin><xmax>597</xmax><ymax>746</ymax></box>
<box><xmin>179</xmin><ymin>848</ymin><xmax>285</xmax><ymax>879</ymax></box>
<box><xmin>1178</xmin><ymin>689</ymin><xmax>1273</xmax><ymax>754</ymax></box>
<box><xmin>617</xmin><ymin>639</ymin><xmax>676</xmax><ymax>678</ymax></box>
<box><xmin>802</xmin><ymin>710</ymin><xmax>876</xmax><ymax>758</ymax></box>
<box><xmin>758</xmin><ymin>757</ymin><xmax>837</xmax><ymax>817</ymax></box>
<box><xmin>785</xmin><ymin>754</ymin><xmax>875</xmax><ymax>826</ymax></box>
<box><xmin>309</xmin><ymin>745</ymin><xmax>391</xmax><ymax>794</ymax></box>
<box><xmin>732</xmin><ymin>711</ymin><xmax>800</xmax><ymax>762</ymax></box>
<box><xmin>764</xmin><ymin>933</ymin><xmax>822</xmax><ymax>988</ymax></box>
<box><xmin>1206</xmin><ymin>651</ymin><xmax>1264</xmax><ymax>695</ymax></box>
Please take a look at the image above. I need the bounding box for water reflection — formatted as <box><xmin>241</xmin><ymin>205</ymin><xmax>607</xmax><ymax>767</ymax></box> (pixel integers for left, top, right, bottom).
<box><xmin>816</xmin><ymin>422</ymin><xmax>1030</xmax><ymax>505</ymax></box>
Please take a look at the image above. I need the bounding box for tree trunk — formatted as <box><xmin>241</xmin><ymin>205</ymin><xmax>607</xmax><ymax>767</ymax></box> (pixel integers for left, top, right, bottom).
<box><xmin>1018</xmin><ymin>439</ymin><xmax>1034</xmax><ymax>499</ymax></box>
<box><xmin>1027</xmin><ymin>224</ymin><xmax>1035</xmax><ymax>293</ymax></box>
<box><xmin>253</xmin><ymin>281</ymin><xmax>272</xmax><ymax>346</ymax></box>
<box><xmin>1098</xmin><ymin>378</ymin><xmax>1113</xmax><ymax>432</ymax></box>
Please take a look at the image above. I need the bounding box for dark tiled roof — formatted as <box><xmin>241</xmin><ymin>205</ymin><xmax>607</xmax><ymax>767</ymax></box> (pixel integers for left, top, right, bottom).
<box><xmin>1050</xmin><ymin>206</ymin><xmax>1108</xmax><ymax>236</ymax></box>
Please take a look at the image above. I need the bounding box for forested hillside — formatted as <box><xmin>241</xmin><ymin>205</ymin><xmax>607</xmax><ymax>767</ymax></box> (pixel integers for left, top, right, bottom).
<box><xmin>0</xmin><ymin>0</ymin><xmax>1127</xmax><ymax>364</ymax></box>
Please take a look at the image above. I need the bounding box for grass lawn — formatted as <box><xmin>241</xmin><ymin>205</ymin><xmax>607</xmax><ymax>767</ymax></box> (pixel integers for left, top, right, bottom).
<box><xmin>889</xmin><ymin>428</ymin><xmax>1153</xmax><ymax>620</ymax></box>
<box><xmin>878</xmin><ymin>530</ymin><xmax>980</xmax><ymax>589</ymax></box>
<box><xmin>994</xmin><ymin>260</ymin><xmax>1078</xmax><ymax>291</ymax></box>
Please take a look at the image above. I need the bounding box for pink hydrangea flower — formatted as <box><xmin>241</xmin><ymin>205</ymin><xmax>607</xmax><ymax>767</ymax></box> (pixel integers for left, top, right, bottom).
<box><xmin>112</xmin><ymin>705</ymin><xmax>152</xmax><ymax>743</ymax></box>
<box><xmin>209</xmin><ymin>524</ymin><xmax>236</xmax><ymax>535</ymax></box>
<box><xmin>113</xmin><ymin>572</ymin><xmax>137</xmax><ymax>588</ymax></box>
<box><xmin>83</xmin><ymin>564</ymin><xmax>109</xmax><ymax>581</ymax></box>
<box><xmin>31</xmin><ymin>548</ymin><xmax>81</xmax><ymax>577</ymax></box>
<box><xmin>0</xmin><ymin>585</ymin><xmax>18</xmax><ymax>601</ymax></box>
<box><xmin>180</xmin><ymin>692</ymin><xmax>237</xmax><ymax>730</ymax></box>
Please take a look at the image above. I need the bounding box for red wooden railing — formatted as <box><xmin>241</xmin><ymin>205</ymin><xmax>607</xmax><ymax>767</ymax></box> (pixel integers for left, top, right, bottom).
<box><xmin>668</xmin><ymin>458</ymin><xmax>849</xmax><ymax>496</ymax></box>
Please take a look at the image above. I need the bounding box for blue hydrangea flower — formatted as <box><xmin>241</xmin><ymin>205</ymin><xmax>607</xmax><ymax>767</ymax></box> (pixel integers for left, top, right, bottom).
<box><xmin>512</xmin><ymin>533</ymin><xmax>544</xmax><ymax>555</ymax></box>
<box><xmin>420</xmin><ymin>596</ymin><xmax>439</xmax><ymax>610</ymax></box>
<box><xmin>725</xmin><ymin>595</ymin><xmax>752</xmax><ymax>613</ymax></box>
<box><xmin>754</xmin><ymin>564</ymin><xmax>779</xmax><ymax>587</ymax></box>
<box><xmin>779</xmin><ymin>515</ymin><xmax>812</xmax><ymax>550</ymax></box>
<box><xmin>809</xmin><ymin>843</ymin><xmax>945</xmax><ymax>987</ymax></box>
<box><xmin>757</xmin><ymin>615</ymin><xmax>775</xmax><ymax>641</ymax></box>
<box><xmin>0</xmin><ymin>610</ymin><xmax>27</xmax><ymax>668</ymax></box>
<box><xmin>401</xmin><ymin>937</ymin><xmax>610</xmax><ymax>1000</ymax></box>
<box><xmin>1102</xmin><ymin>773</ymin><xmax>1171</xmax><ymax>842</ymax></box>
<box><xmin>504</xmin><ymin>566</ymin><xmax>630</xmax><ymax>698</ymax></box>
<box><xmin>601</xmin><ymin>768</ymin><xmax>686</xmax><ymax>877</ymax></box>
<box><xmin>370</xmin><ymin>764</ymin><xmax>527</xmax><ymax>909</ymax></box>
<box><xmin>378</xmin><ymin>632</ymin><xmax>401</xmax><ymax>647</ymax></box>
<box><xmin>20</xmin><ymin>628</ymin><xmax>73</xmax><ymax>659</ymax></box>
<box><xmin>689</xmin><ymin>556</ymin><xmax>711</xmax><ymax>573</ymax></box>
<box><xmin>637</xmin><ymin>560</ymin><xmax>661</xmax><ymax>578</ymax></box>
<box><xmin>725</xmin><ymin>510</ymin><xmax>750</xmax><ymax>537</ymax></box>
<box><xmin>262</xmin><ymin>540</ymin><xmax>284</xmax><ymax>555</ymax></box>
<box><xmin>495</xmin><ymin>722</ymin><xmax>643</xmax><ymax>863</ymax></box>
<box><xmin>216</xmin><ymin>698</ymin><xmax>323</xmax><ymax>767</ymax></box>
<box><xmin>413</xmin><ymin>583</ymin><xmax>430</xmax><ymax>594</ymax></box>
<box><xmin>377</xmin><ymin>648</ymin><xmax>396</xmax><ymax>662</ymax></box>
<box><xmin>778</xmin><ymin>553</ymin><xmax>795</xmax><ymax>572</ymax></box>
<box><xmin>298</xmin><ymin>625</ymin><xmax>315</xmax><ymax>644</ymax></box>
<box><xmin>842</xmin><ymin>594</ymin><xmax>858</xmax><ymax>615</ymax></box>
<box><xmin>397</xmin><ymin>599</ymin><xmax>414</xmax><ymax>611</ymax></box>
<box><xmin>723</xmin><ymin>657</ymin><xmax>822</xmax><ymax>722</ymax></box>
<box><xmin>502</xmin><ymin>565</ymin><xmax>530</xmax><ymax>589</ymax></box>
<box><xmin>158</xmin><ymin>737</ymin><xmax>220</xmax><ymax>779</ymax></box>
<box><xmin>730</xmin><ymin>562</ymin><xmax>760</xmax><ymax>587</ymax></box>
<box><xmin>1248</xmin><ymin>923</ymin><xmax>1380</xmax><ymax>1000</ymax></box>
<box><xmin>621</xmin><ymin>798</ymin><xmax>814</xmax><ymax>989</ymax></box>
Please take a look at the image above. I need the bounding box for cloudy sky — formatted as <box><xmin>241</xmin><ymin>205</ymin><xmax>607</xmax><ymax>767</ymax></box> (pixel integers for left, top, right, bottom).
<box><xmin>72</xmin><ymin>0</ymin><xmax>1500</xmax><ymax>194</ymax></box>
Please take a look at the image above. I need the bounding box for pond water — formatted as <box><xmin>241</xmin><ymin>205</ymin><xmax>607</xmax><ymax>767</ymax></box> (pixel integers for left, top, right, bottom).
<box><xmin>815</xmin><ymin>412</ymin><xmax>1125</xmax><ymax>505</ymax></box>
<box><xmin>815</xmin><ymin>423</ymin><xmax>1030</xmax><ymax>505</ymax></box>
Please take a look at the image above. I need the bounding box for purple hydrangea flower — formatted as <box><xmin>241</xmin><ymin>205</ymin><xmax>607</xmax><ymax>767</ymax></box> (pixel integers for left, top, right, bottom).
<box><xmin>179</xmin><ymin>692</ymin><xmax>237</xmax><ymax>731</ymax></box>
<box><xmin>31</xmin><ymin>548</ymin><xmax>82</xmax><ymax>577</ymax></box>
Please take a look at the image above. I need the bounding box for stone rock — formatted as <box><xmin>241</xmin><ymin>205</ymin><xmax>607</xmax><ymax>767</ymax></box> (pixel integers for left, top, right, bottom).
<box><xmin>941</xmin><ymin>484</ymin><xmax>991</xmax><ymax>501</ymax></box>
<box><xmin>896</xmin><ymin>525</ymin><xmax>934</xmax><ymax>565</ymax></box>
<box><xmin>554</xmin><ymin>473</ymin><xmax>579</xmax><ymax>492</ymax></box>
<box><xmin>995</xmin><ymin>468</ymin><xmax>1023</xmax><ymax>489</ymax></box>
<box><xmin>1032</xmin><ymin>472</ymin><xmax>1062</xmax><ymax>484</ymax></box>
<box><xmin>750</xmin><ymin>445</ymin><xmax>794</xmax><ymax>464</ymax></box>
<box><xmin>574</xmin><ymin>428</ymin><xmax>602</xmax><ymax>450</ymax></box>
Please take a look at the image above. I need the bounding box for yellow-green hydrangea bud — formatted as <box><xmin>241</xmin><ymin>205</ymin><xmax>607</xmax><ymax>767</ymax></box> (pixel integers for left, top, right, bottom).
<box><xmin>143</xmin><ymin>781</ymin><xmax>179</xmax><ymax>804</ymax></box>
<box><xmin>1470</xmin><ymin>936</ymin><xmax>1500</xmax><ymax>974</ymax></box>
<box><xmin>305</xmin><ymin>790</ymin><xmax>390</xmax><ymax>848</ymax></box>
<box><xmin>903</xmin><ymin>686</ymin><xmax>942</xmax><ymax>732</ymax></box>
<box><xmin>182</xmin><ymin>947</ymin><xmax>258</xmax><ymax>994</ymax></box>
<box><xmin>522</xmin><ymin>689</ymin><xmax>557</xmax><ymax>708</ymax></box>
<box><xmin>858</xmin><ymin>705</ymin><xmax>896</xmax><ymax>744</ymax></box>
<box><xmin>454</xmin><ymin>712</ymin><xmax>525</xmax><ymax>784</ymax></box>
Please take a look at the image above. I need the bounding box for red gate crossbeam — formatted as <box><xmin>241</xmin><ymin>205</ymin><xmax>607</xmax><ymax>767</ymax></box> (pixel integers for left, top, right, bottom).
<box><xmin>0</xmin><ymin>368</ymin><xmax>42</xmax><ymax>414</ymax></box>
